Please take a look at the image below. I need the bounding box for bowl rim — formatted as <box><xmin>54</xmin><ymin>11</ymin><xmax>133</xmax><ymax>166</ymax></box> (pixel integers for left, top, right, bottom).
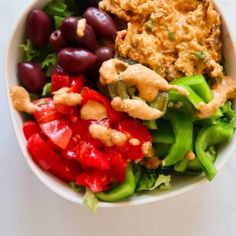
<box><xmin>4</xmin><ymin>0</ymin><xmax>236</xmax><ymax>208</ymax></box>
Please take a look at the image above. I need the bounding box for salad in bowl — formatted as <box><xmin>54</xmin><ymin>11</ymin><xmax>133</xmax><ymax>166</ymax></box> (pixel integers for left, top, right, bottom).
<box><xmin>8</xmin><ymin>0</ymin><xmax>236</xmax><ymax>211</ymax></box>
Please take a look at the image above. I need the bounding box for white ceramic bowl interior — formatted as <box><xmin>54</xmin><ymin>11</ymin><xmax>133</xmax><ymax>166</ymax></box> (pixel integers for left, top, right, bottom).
<box><xmin>5</xmin><ymin>0</ymin><xmax>236</xmax><ymax>208</ymax></box>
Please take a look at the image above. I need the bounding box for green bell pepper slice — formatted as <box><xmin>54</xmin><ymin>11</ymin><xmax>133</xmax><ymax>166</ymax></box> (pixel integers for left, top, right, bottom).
<box><xmin>195</xmin><ymin>122</ymin><xmax>234</xmax><ymax>180</ymax></box>
<box><xmin>163</xmin><ymin>111</ymin><xmax>193</xmax><ymax>166</ymax></box>
<box><xmin>96</xmin><ymin>164</ymin><xmax>136</xmax><ymax>202</ymax></box>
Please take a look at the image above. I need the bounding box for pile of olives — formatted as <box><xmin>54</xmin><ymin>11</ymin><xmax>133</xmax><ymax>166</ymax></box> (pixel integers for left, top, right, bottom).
<box><xmin>19</xmin><ymin>0</ymin><xmax>117</xmax><ymax>93</ymax></box>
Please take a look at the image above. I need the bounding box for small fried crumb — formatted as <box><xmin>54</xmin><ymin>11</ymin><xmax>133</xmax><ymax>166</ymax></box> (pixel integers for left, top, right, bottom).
<box><xmin>129</xmin><ymin>138</ymin><xmax>140</xmax><ymax>146</ymax></box>
<box><xmin>185</xmin><ymin>151</ymin><xmax>196</xmax><ymax>161</ymax></box>
<box><xmin>142</xmin><ymin>157</ymin><xmax>162</xmax><ymax>170</ymax></box>
<box><xmin>10</xmin><ymin>86</ymin><xmax>38</xmax><ymax>113</ymax></box>
<box><xmin>89</xmin><ymin>123</ymin><xmax>127</xmax><ymax>146</ymax></box>
<box><xmin>111</xmin><ymin>97</ymin><xmax>163</xmax><ymax>120</ymax></box>
<box><xmin>81</xmin><ymin>100</ymin><xmax>108</xmax><ymax>120</ymax></box>
<box><xmin>53</xmin><ymin>87</ymin><xmax>82</xmax><ymax>106</ymax></box>
<box><xmin>77</xmin><ymin>18</ymin><xmax>86</xmax><ymax>38</ymax></box>
<box><xmin>142</xmin><ymin>141</ymin><xmax>154</xmax><ymax>157</ymax></box>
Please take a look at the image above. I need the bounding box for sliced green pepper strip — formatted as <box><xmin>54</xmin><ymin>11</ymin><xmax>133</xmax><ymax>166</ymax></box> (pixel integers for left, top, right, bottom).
<box><xmin>153</xmin><ymin>143</ymin><xmax>172</xmax><ymax>158</ymax></box>
<box><xmin>96</xmin><ymin>164</ymin><xmax>136</xmax><ymax>202</ymax></box>
<box><xmin>175</xmin><ymin>149</ymin><xmax>216</xmax><ymax>172</ymax></box>
<box><xmin>187</xmin><ymin>149</ymin><xmax>216</xmax><ymax>171</ymax></box>
<box><xmin>151</xmin><ymin>120</ymin><xmax>175</xmax><ymax>144</ymax></box>
<box><xmin>169</xmin><ymin>75</ymin><xmax>222</xmax><ymax>119</ymax></box>
<box><xmin>171</xmin><ymin>75</ymin><xmax>213</xmax><ymax>102</ymax></box>
<box><xmin>149</xmin><ymin>92</ymin><xmax>169</xmax><ymax>113</ymax></box>
<box><xmin>195</xmin><ymin>122</ymin><xmax>234</xmax><ymax>180</ymax></box>
<box><xmin>132</xmin><ymin>164</ymin><xmax>143</xmax><ymax>186</ymax></box>
<box><xmin>163</xmin><ymin>111</ymin><xmax>193</xmax><ymax>166</ymax></box>
<box><xmin>174</xmin><ymin>159</ymin><xmax>189</xmax><ymax>172</ymax></box>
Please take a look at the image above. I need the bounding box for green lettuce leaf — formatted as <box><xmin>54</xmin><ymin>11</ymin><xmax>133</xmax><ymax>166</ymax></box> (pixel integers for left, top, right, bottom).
<box><xmin>83</xmin><ymin>188</ymin><xmax>99</xmax><ymax>212</ymax></box>
<box><xmin>68</xmin><ymin>181</ymin><xmax>84</xmax><ymax>193</ymax></box>
<box><xmin>45</xmin><ymin>1</ymin><xmax>72</xmax><ymax>17</ymax></box>
<box><xmin>136</xmin><ymin>170</ymin><xmax>171</xmax><ymax>192</ymax></box>
<box><xmin>151</xmin><ymin>175</ymin><xmax>171</xmax><ymax>190</ymax></box>
<box><xmin>41</xmin><ymin>53</ymin><xmax>57</xmax><ymax>70</ymax></box>
<box><xmin>221</xmin><ymin>101</ymin><xmax>236</xmax><ymax>125</ymax></box>
<box><xmin>20</xmin><ymin>39</ymin><xmax>40</xmax><ymax>61</ymax></box>
<box><xmin>42</xmin><ymin>83</ymin><xmax>52</xmax><ymax>97</ymax></box>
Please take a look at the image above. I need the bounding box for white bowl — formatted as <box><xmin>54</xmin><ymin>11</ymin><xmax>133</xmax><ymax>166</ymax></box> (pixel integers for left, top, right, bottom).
<box><xmin>5</xmin><ymin>0</ymin><xmax>236</xmax><ymax>208</ymax></box>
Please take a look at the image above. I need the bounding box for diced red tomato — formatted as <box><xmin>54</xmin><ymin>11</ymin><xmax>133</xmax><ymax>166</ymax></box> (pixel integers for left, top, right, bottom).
<box><xmin>23</xmin><ymin>121</ymin><xmax>40</xmax><ymax>140</ymax></box>
<box><xmin>26</xmin><ymin>85</ymin><xmax>153</xmax><ymax>193</ymax></box>
<box><xmin>40</xmin><ymin>119</ymin><xmax>72</xmax><ymax>149</ymax></box>
<box><xmin>69</xmin><ymin>119</ymin><xmax>103</xmax><ymax>148</ymax></box>
<box><xmin>123</xmin><ymin>143</ymin><xmax>144</xmax><ymax>160</ymax></box>
<box><xmin>50</xmin><ymin>159</ymin><xmax>81</xmax><ymax>182</ymax></box>
<box><xmin>27</xmin><ymin>133</ymin><xmax>61</xmax><ymax>170</ymax></box>
<box><xmin>116</xmin><ymin>119</ymin><xmax>152</xmax><ymax>143</ymax></box>
<box><xmin>76</xmin><ymin>141</ymin><xmax>110</xmax><ymax>170</ymax></box>
<box><xmin>33</xmin><ymin>98</ymin><xmax>62</xmax><ymax>123</ymax></box>
<box><xmin>51</xmin><ymin>74</ymin><xmax>70</xmax><ymax>92</ymax></box>
<box><xmin>76</xmin><ymin>170</ymin><xmax>110</xmax><ymax>192</ymax></box>
<box><xmin>70</xmin><ymin>75</ymin><xmax>85</xmax><ymax>93</ymax></box>
<box><xmin>62</xmin><ymin>138</ymin><xmax>78</xmax><ymax>160</ymax></box>
<box><xmin>54</xmin><ymin>104</ymin><xmax>74</xmax><ymax>115</ymax></box>
<box><xmin>81</xmin><ymin>87</ymin><xmax>126</xmax><ymax>123</ymax></box>
<box><xmin>107</xmin><ymin>150</ymin><xmax>127</xmax><ymax>183</ymax></box>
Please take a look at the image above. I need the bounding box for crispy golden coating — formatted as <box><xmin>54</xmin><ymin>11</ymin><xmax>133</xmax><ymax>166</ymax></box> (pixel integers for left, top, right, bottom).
<box><xmin>10</xmin><ymin>86</ymin><xmax>38</xmax><ymax>113</ymax></box>
<box><xmin>100</xmin><ymin>0</ymin><xmax>223</xmax><ymax>81</ymax></box>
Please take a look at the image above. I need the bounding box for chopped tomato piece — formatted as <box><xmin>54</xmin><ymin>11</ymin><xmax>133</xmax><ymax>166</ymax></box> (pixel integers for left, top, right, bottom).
<box><xmin>40</xmin><ymin>119</ymin><xmax>72</xmax><ymax>149</ymax></box>
<box><xmin>50</xmin><ymin>159</ymin><xmax>81</xmax><ymax>182</ymax></box>
<box><xmin>54</xmin><ymin>104</ymin><xmax>73</xmax><ymax>115</ymax></box>
<box><xmin>107</xmin><ymin>150</ymin><xmax>127</xmax><ymax>183</ymax></box>
<box><xmin>27</xmin><ymin>134</ymin><xmax>61</xmax><ymax>170</ymax></box>
<box><xmin>69</xmin><ymin>119</ymin><xmax>103</xmax><ymax>148</ymax></box>
<box><xmin>62</xmin><ymin>138</ymin><xmax>78</xmax><ymax>160</ymax></box>
<box><xmin>23</xmin><ymin>121</ymin><xmax>40</xmax><ymax>140</ymax></box>
<box><xmin>81</xmin><ymin>87</ymin><xmax>126</xmax><ymax>123</ymax></box>
<box><xmin>110</xmin><ymin>119</ymin><xmax>153</xmax><ymax>160</ymax></box>
<box><xmin>70</xmin><ymin>75</ymin><xmax>85</xmax><ymax>93</ymax></box>
<box><xmin>76</xmin><ymin>170</ymin><xmax>110</xmax><ymax>192</ymax></box>
<box><xmin>51</xmin><ymin>74</ymin><xmax>70</xmax><ymax>92</ymax></box>
<box><xmin>33</xmin><ymin>98</ymin><xmax>62</xmax><ymax>123</ymax></box>
<box><xmin>76</xmin><ymin>141</ymin><xmax>110</xmax><ymax>170</ymax></box>
<box><xmin>116</xmin><ymin>119</ymin><xmax>152</xmax><ymax>143</ymax></box>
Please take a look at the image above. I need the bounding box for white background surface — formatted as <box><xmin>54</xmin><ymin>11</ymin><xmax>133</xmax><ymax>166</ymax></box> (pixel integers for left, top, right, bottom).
<box><xmin>1</xmin><ymin>0</ymin><xmax>236</xmax><ymax>235</ymax></box>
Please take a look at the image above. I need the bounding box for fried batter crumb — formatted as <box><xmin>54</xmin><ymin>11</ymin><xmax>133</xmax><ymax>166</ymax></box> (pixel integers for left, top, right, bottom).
<box><xmin>81</xmin><ymin>100</ymin><xmax>108</xmax><ymax>120</ymax></box>
<box><xmin>77</xmin><ymin>18</ymin><xmax>86</xmax><ymax>38</ymax></box>
<box><xmin>142</xmin><ymin>157</ymin><xmax>162</xmax><ymax>170</ymax></box>
<box><xmin>142</xmin><ymin>141</ymin><xmax>154</xmax><ymax>157</ymax></box>
<box><xmin>100</xmin><ymin>59</ymin><xmax>188</xmax><ymax>102</ymax></box>
<box><xmin>185</xmin><ymin>151</ymin><xmax>196</xmax><ymax>161</ymax></box>
<box><xmin>89</xmin><ymin>123</ymin><xmax>127</xmax><ymax>146</ymax></box>
<box><xmin>129</xmin><ymin>138</ymin><xmax>140</xmax><ymax>146</ymax></box>
<box><xmin>10</xmin><ymin>86</ymin><xmax>38</xmax><ymax>113</ymax></box>
<box><xmin>197</xmin><ymin>76</ymin><xmax>236</xmax><ymax>118</ymax></box>
<box><xmin>53</xmin><ymin>87</ymin><xmax>82</xmax><ymax>106</ymax></box>
<box><xmin>111</xmin><ymin>97</ymin><xmax>163</xmax><ymax>120</ymax></box>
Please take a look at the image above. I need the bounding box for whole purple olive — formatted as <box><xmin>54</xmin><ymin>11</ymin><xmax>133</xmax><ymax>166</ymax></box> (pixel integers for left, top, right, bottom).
<box><xmin>49</xmin><ymin>30</ymin><xmax>65</xmax><ymax>52</ymax></box>
<box><xmin>18</xmin><ymin>62</ymin><xmax>46</xmax><ymax>93</ymax></box>
<box><xmin>83</xmin><ymin>7</ymin><xmax>117</xmax><ymax>39</ymax></box>
<box><xmin>60</xmin><ymin>17</ymin><xmax>96</xmax><ymax>51</ymax></box>
<box><xmin>27</xmin><ymin>10</ymin><xmax>51</xmax><ymax>47</ymax></box>
<box><xmin>57</xmin><ymin>48</ymin><xmax>98</xmax><ymax>74</ymax></box>
<box><xmin>95</xmin><ymin>46</ymin><xmax>114</xmax><ymax>67</ymax></box>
